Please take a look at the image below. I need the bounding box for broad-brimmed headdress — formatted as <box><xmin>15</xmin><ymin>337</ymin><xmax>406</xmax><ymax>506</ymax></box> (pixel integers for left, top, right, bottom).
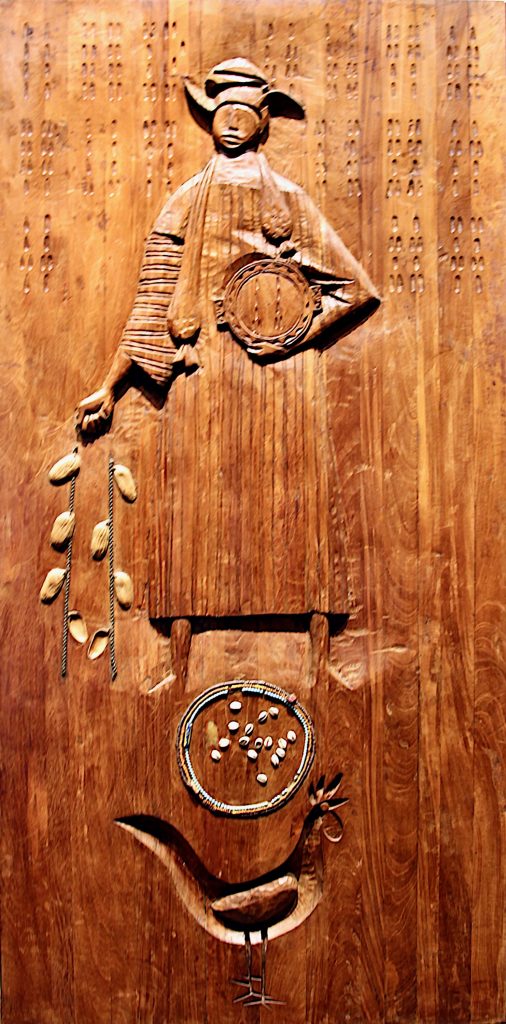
<box><xmin>184</xmin><ymin>57</ymin><xmax>305</xmax><ymax>133</ymax></box>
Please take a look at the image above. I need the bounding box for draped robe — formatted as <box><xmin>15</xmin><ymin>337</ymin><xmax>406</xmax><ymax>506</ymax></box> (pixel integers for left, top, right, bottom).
<box><xmin>119</xmin><ymin>152</ymin><xmax>379</xmax><ymax>620</ymax></box>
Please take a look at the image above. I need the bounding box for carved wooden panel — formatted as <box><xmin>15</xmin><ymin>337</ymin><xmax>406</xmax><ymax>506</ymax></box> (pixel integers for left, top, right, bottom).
<box><xmin>1</xmin><ymin>2</ymin><xmax>505</xmax><ymax>1022</ymax></box>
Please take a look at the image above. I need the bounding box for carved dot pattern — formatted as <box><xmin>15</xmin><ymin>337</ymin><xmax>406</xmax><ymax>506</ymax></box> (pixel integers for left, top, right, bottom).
<box><xmin>43</xmin><ymin>26</ymin><xmax>51</xmax><ymax>101</ymax></box>
<box><xmin>471</xmin><ymin>215</ymin><xmax>485</xmax><ymax>294</ymax></box>
<box><xmin>81</xmin><ymin>22</ymin><xmax>97</xmax><ymax>102</ymax></box>
<box><xmin>407</xmin><ymin>22</ymin><xmax>422</xmax><ymax>99</ymax></box>
<box><xmin>325</xmin><ymin>22</ymin><xmax>339</xmax><ymax>98</ymax></box>
<box><xmin>346</xmin><ymin>119</ymin><xmax>361</xmax><ymax>198</ymax></box>
<box><xmin>40</xmin><ymin>213</ymin><xmax>53</xmax><ymax>293</ymax></box>
<box><xmin>346</xmin><ymin>23</ymin><xmax>359</xmax><ymax>102</ymax></box>
<box><xmin>386</xmin><ymin>23</ymin><xmax>399</xmax><ymax>98</ymax></box>
<box><xmin>385</xmin><ymin>116</ymin><xmax>425</xmax><ymax>298</ymax></box>
<box><xmin>20</xmin><ymin>216</ymin><xmax>33</xmax><ymax>294</ymax></box>
<box><xmin>467</xmin><ymin>25</ymin><xmax>481</xmax><ymax>100</ymax></box>
<box><xmin>20</xmin><ymin>119</ymin><xmax>33</xmax><ymax>195</ymax></box>
<box><xmin>107</xmin><ymin>22</ymin><xmax>122</xmax><ymax>103</ymax></box>
<box><xmin>23</xmin><ymin>22</ymin><xmax>32</xmax><ymax>101</ymax></box>
<box><xmin>83</xmin><ymin>118</ymin><xmax>93</xmax><ymax>196</ymax></box>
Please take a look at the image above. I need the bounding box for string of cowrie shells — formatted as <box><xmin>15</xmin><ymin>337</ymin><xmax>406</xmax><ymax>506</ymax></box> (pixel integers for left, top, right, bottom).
<box><xmin>39</xmin><ymin>447</ymin><xmax>137</xmax><ymax>680</ymax></box>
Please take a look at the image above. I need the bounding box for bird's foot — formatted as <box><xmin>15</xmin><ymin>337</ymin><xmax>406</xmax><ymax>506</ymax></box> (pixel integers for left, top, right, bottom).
<box><xmin>239</xmin><ymin>991</ymin><xmax>285</xmax><ymax>1008</ymax></box>
<box><xmin>231</xmin><ymin>980</ymin><xmax>284</xmax><ymax>1007</ymax></box>
<box><xmin>231</xmin><ymin>975</ymin><xmax>261</xmax><ymax>1002</ymax></box>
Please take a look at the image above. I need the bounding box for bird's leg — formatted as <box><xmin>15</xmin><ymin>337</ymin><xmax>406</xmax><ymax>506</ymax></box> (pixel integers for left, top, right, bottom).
<box><xmin>239</xmin><ymin>930</ymin><xmax>285</xmax><ymax>1007</ymax></box>
<box><xmin>260</xmin><ymin>931</ymin><xmax>267</xmax><ymax>997</ymax></box>
<box><xmin>232</xmin><ymin>932</ymin><xmax>261</xmax><ymax>1002</ymax></box>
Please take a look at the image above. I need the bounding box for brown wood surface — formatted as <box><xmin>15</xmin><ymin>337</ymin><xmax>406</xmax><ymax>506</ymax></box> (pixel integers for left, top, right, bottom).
<box><xmin>1</xmin><ymin>1</ymin><xmax>505</xmax><ymax>1022</ymax></box>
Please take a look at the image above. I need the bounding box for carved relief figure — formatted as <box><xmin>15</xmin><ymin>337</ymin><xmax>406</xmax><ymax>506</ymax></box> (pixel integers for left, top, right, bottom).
<box><xmin>117</xmin><ymin>772</ymin><xmax>347</xmax><ymax>1006</ymax></box>
<box><xmin>77</xmin><ymin>59</ymin><xmax>380</xmax><ymax>659</ymax></box>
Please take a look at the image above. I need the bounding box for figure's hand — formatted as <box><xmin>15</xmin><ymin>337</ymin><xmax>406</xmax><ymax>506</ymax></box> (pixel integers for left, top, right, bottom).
<box><xmin>247</xmin><ymin>340</ymin><xmax>283</xmax><ymax>358</ymax></box>
<box><xmin>76</xmin><ymin>386</ymin><xmax>115</xmax><ymax>440</ymax></box>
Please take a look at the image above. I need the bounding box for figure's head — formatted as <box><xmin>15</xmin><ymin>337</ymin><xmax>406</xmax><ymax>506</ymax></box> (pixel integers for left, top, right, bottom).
<box><xmin>184</xmin><ymin>57</ymin><xmax>305</xmax><ymax>155</ymax></box>
<box><xmin>212</xmin><ymin>101</ymin><xmax>267</xmax><ymax>154</ymax></box>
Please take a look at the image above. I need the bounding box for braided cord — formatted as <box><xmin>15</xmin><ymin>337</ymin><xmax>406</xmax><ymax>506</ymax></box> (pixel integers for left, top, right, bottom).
<box><xmin>108</xmin><ymin>456</ymin><xmax>117</xmax><ymax>680</ymax></box>
<box><xmin>60</xmin><ymin>451</ymin><xmax>77</xmax><ymax>679</ymax></box>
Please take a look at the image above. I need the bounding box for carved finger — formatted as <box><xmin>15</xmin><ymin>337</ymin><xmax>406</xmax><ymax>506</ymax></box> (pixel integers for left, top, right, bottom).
<box><xmin>82</xmin><ymin>413</ymin><xmax>100</xmax><ymax>436</ymax></box>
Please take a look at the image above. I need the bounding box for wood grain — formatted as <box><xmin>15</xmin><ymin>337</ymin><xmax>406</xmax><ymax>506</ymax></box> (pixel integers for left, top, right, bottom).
<box><xmin>1</xmin><ymin>2</ymin><xmax>505</xmax><ymax>1022</ymax></box>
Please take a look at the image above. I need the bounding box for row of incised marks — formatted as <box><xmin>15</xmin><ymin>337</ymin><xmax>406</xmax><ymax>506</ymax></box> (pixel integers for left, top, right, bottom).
<box><xmin>20</xmin><ymin>16</ymin><xmax>199</xmax><ymax>107</ymax></box>
<box><xmin>41</xmin><ymin>120</ymin><xmax>55</xmax><ymax>197</ymax></box>
<box><xmin>107</xmin><ymin>22</ymin><xmax>122</xmax><ymax>102</ymax></box>
<box><xmin>20</xmin><ymin>119</ymin><xmax>33</xmax><ymax>194</ymax></box>
<box><xmin>164</xmin><ymin>119</ymin><xmax>176</xmax><ymax>191</ymax></box>
<box><xmin>21</xmin><ymin>21</ymin><xmax>52</xmax><ymax>102</ymax></box>
<box><xmin>447</xmin><ymin>23</ymin><xmax>481</xmax><ymax>100</ymax></box>
<box><xmin>23</xmin><ymin>22</ymin><xmax>32</xmax><ymax>100</ymax></box>
<box><xmin>19</xmin><ymin>216</ymin><xmax>53</xmax><ymax>294</ymax></box>
<box><xmin>148</xmin><ymin>19</ymin><xmax>185</xmax><ymax>102</ymax></box>
<box><xmin>81</xmin><ymin>22</ymin><xmax>97</xmax><ymax>101</ymax></box>
<box><xmin>109</xmin><ymin>119</ymin><xmax>119</xmax><ymax>196</ymax></box>
<box><xmin>20</xmin><ymin>120</ymin><xmax>66</xmax><ymax>197</ymax></box>
<box><xmin>346</xmin><ymin>23</ymin><xmax>359</xmax><ymax>101</ymax></box>
<box><xmin>41</xmin><ymin>213</ymin><xmax>53</xmax><ymax>292</ymax></box>
<box><xmin>43</xmin><ymin>25</ymin><xmax>51</xmax><ymax>101</ymax></box>
<box><xmin>325</xmin><ymin>23</ymin><xmax>339</xmax><ymax>98</ymax></box>
<box><xmin>386</xmin><ymin>23</ymin><xmax>399</xmax><ymax>98</ymax></box>
<box><xmin>409</xmin><ymin>214</ymin><xmax>424</xmax><ymax>294</ymax></box>
<box><xmin>407</xmin><ymin>22</ymin><xmax>421</xmax><ymax>100</ymax></box>
<box><xmin>385</xmin><ymin>22</ymin><xmax>422</xmax><ymax>100</ymax></box>
<box><xmin>346</xmin><ymin>119</ymin><xmax>361</xmax><ymax>198</ymax></box>
<box><xmin>144</xmin><ymin>119</ymin><xmax>156</xmax><ymax>198</ymax></box>
<box><xmin>470</xmin><ymin>216</ymin><xmax>485</xmax><ymax>294</ymax></box>
<box><xmin>313</xmin><ymin>119</ymin><xmax>327</xmax><ymax>206</ymax></box>
<box><xmin>83</xmin><ymin>119</ymin><xmax>93</xmax><ymax>196</ymax></box>
<box><xmin>388</xmin><ymin>213</ymin><xmax>486</xmax><ymax>298</ymax></box>
<box><xmin>470</xmin><ymin>120</ymin><xmax>483</xmax><ymax>195</ymax></box>
<box><xmin>162</xmin><ymin>21</ymin><xmax>170</xmax><ymax>101</ymax></box>
<box><xmin>262</xmin><ymin>22</ymin><xmax>276</xmax><ymax>85</ymax></box>
<box><xmin>466</xmin><ymin>27</ymin><xmax>481</xmax><ymax>99</ymax></box>
<box><xmin>20</xmin><ymin>218</ymin><xmax>33</xmax><ymax>293</ymax></box>
<box><xmin>285</xmin><ymin>24</ymin><xmax>299</xmax><ymax>79</ymax></box>
<box><xmin>143</xmin><ymin>21</ymin><xmax>157</xmax><ymax>103</ymax></box>
<box><xmin>387</xmin><ymin>214</ymin><xmax>424</xmax><ymax>295</ymax></box>
<box><xmin>386</xmin><ymin>117</ymin><xmax>423</xmax><ymax>199</ymax></box>
<box><xmin>448</xmin><ymin>215</ymin><xmax>485</xmax><ymax>295</ymax></box>
<box><xmin>259</xmin><ymin>19</ymin><xmax>357</xmax><ymax>100</ymax></box>
<box><xmin>449</xmin><ymin>120</ymin><xmax>462</xmax><ymax>197</ymax></box>
<box><xmin>450</xmin><ymin>119</ymin><xmax>483</xmax><ymax>198</ymax></box>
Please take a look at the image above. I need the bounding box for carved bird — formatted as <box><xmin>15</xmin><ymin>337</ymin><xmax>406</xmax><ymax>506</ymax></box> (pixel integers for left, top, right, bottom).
<box><xmin>116</xmin><ymin>773</ymin><xmax>347</xmax><ymax>1006</ymax></box>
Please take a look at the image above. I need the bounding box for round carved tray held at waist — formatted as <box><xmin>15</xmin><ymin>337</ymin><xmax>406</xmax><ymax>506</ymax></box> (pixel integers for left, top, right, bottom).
<box><xmin>216</xmin><ymin>254</ymin><xmax>319</xmax><ymax>353</ymax></box>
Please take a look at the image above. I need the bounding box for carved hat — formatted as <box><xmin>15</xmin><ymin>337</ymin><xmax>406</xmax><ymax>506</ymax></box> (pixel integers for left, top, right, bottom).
<box><xmin>184</xmin><ymin>57</ymin><xmax>305</xmax><ymax>133</ymax></box>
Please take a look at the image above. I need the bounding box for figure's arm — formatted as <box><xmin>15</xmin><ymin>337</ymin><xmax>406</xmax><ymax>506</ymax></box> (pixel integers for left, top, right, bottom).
<box><xmin>76</xmin><ymin>348</ymin><xmax>133</xmax><ymax>438</ymax></box>
<box><xmin>302</xmin><ymin>208</ymin><xmax>380</xmax><ymax>347</ymax></box>
<box><xmin>77</xmin><ymin>211</ymin><xmax>187</xmax><ymax>439</ymax></box>
<box><xmin>252</xmin><ymin>190</ymin><xmax>379</xmax><ymax>359</ymax></box>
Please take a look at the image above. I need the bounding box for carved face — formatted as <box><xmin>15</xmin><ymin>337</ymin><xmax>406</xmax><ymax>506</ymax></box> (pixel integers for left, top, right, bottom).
<box><xmin>212</xmin><ymin>102</ymin><xmax>265</xmax><ymax>153</ymax></box>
